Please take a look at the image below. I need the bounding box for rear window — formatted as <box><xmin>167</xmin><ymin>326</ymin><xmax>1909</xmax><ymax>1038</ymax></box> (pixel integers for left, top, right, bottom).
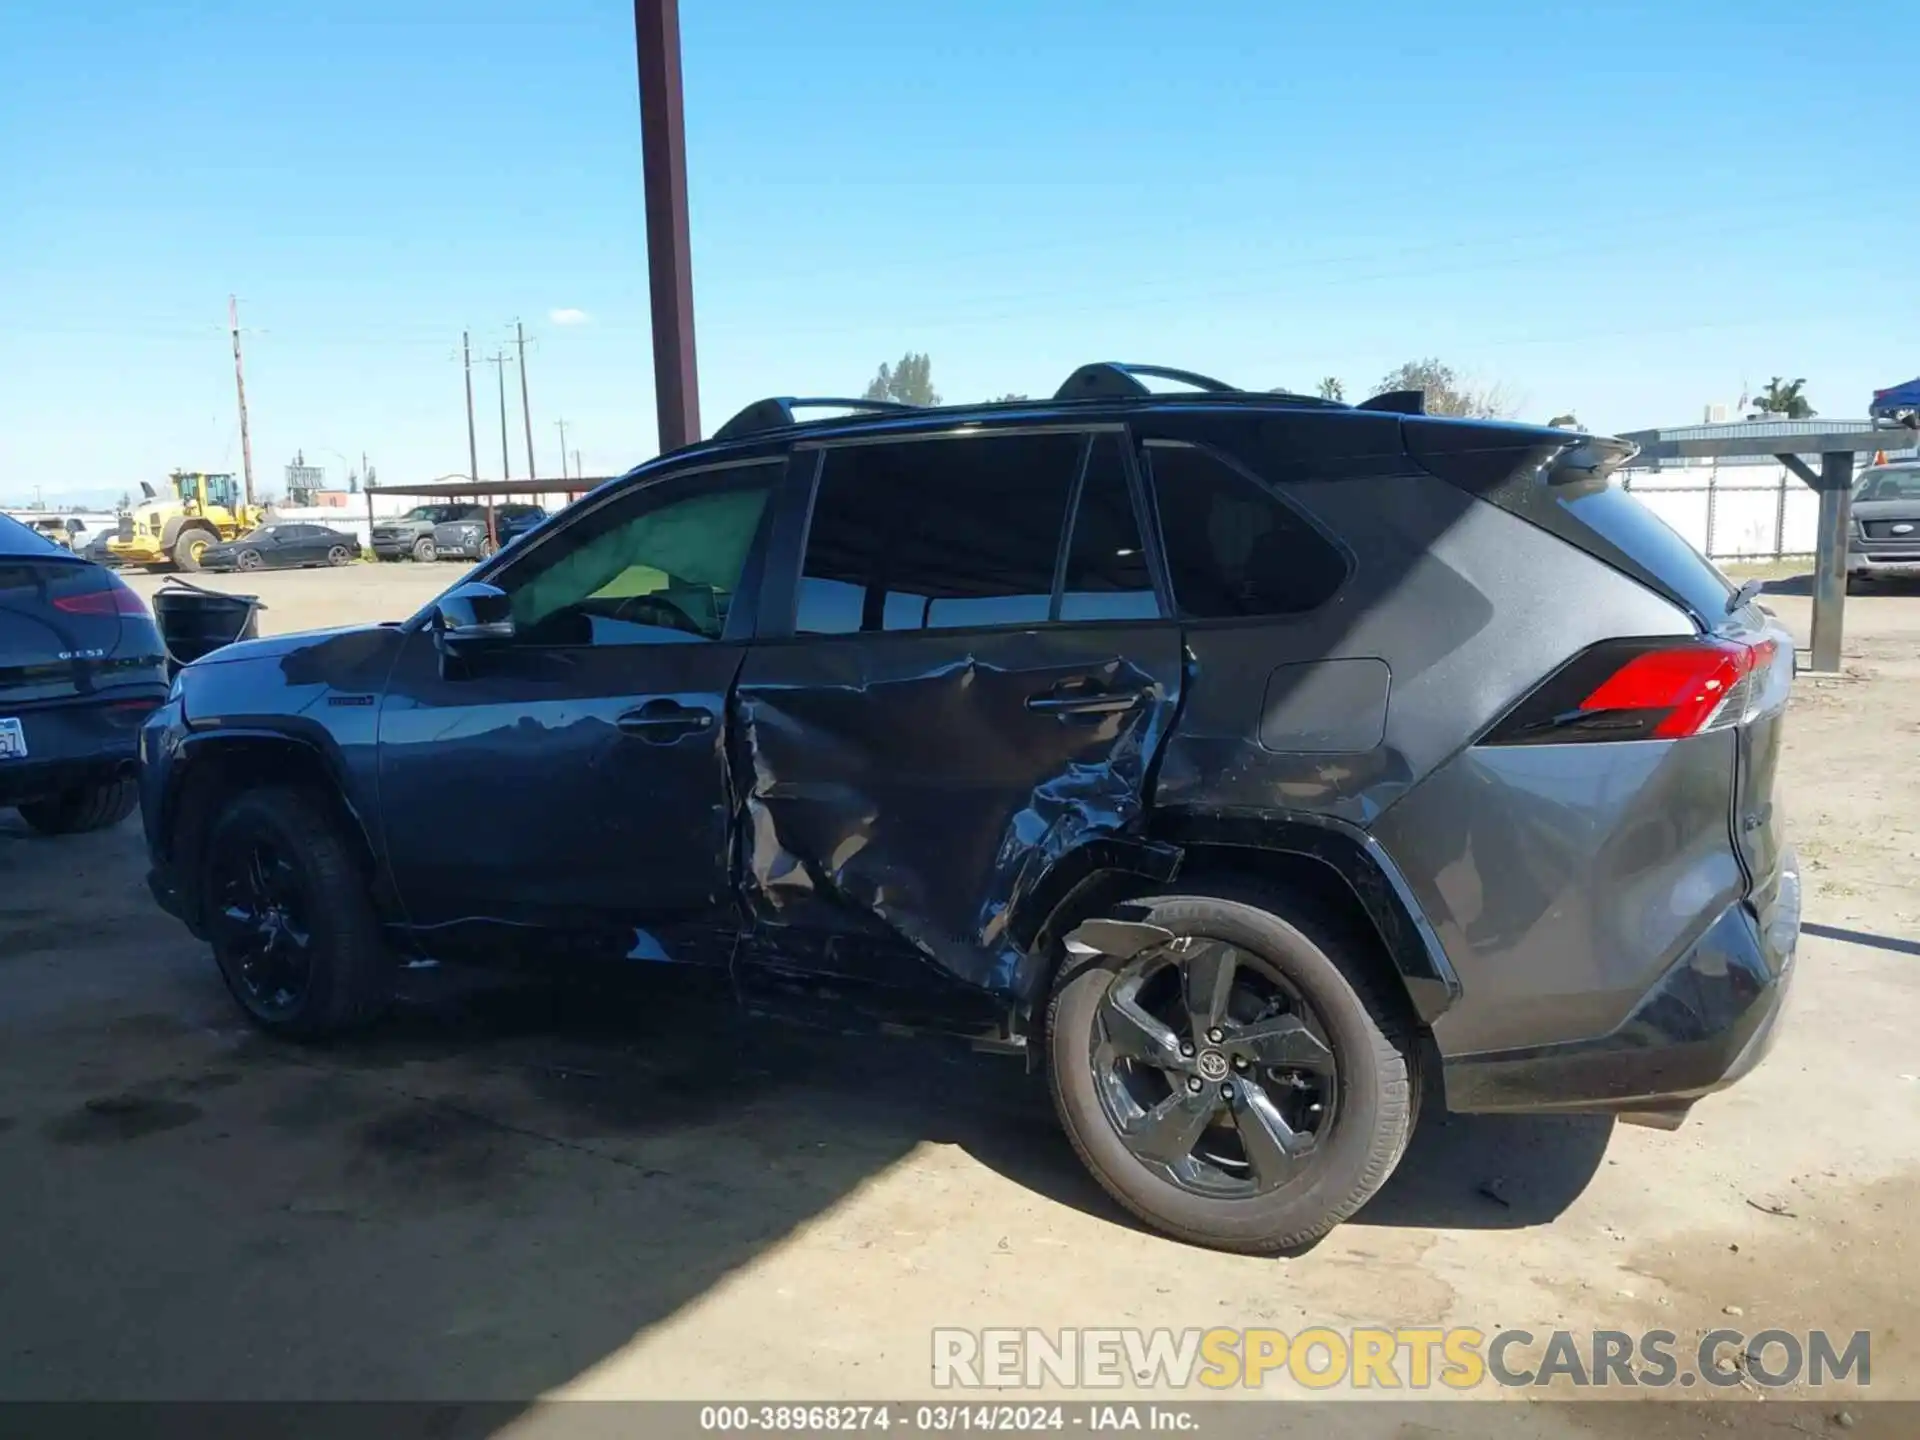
<box><xmin>1566</xmin><ymin>482</ymin><xmax>1733</xmax><ymax>618</ymax></box>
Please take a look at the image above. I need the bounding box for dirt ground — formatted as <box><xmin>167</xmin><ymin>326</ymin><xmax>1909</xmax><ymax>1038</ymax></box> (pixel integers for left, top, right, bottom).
<box><xmin>2</xmin><ymin>562</ymin><xmax>1916</xmax><ymax>1431</ymax></box>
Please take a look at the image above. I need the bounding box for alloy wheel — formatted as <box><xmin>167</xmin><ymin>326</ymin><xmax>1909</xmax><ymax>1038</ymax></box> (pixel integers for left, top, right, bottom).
<box><xmin>209</xmin><ymin>835</ymin><xmax>316</xmax><ymax>1020</ymax></box>
<box><xmin>1089</xmin><ymin>938</ymin><xmax>1338</xmax><ymax>1198</ymax></box>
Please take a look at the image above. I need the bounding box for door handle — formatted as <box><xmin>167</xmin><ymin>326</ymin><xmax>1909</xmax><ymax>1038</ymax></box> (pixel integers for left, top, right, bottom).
<box><xmin>1025</xmin><ymin>686</ymin><xmax>1147</xmax><ymax>717</ymax></box>
<box><xmin>616</xmin><ymin>701</ymin><xmax>715</xmax><ymax>742</ymax></box>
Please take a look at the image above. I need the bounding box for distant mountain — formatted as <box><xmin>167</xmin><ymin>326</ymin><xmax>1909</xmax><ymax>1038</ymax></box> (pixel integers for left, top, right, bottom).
<box><xmin>0</xmin><ymin>489</ymin><xmax>125</xmax><ymax>511</ymax></box>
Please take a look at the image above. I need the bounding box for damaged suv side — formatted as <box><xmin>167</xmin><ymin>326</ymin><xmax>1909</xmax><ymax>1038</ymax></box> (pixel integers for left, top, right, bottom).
<box><xmin>139</xmin><ymin>363</ymin><xmax>1800</xmax><ymax>1253</ymax></box>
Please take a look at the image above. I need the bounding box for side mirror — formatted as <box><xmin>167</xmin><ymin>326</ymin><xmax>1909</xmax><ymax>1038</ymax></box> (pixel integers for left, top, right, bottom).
<box><xmin>432</xmin><ymin>581</ymin><xmax>515</xmax><ymax>651</ymax></box>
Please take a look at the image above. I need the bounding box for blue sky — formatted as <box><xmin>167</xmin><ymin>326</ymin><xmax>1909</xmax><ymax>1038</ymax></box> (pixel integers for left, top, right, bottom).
<box><xmin>2</xmin><ymin>0</ymin><xmax>1913</xmax><ymax>506</ymax></box>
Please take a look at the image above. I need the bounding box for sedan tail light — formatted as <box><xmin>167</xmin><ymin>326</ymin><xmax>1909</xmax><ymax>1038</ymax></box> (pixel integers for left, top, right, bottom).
<box><xmin>53</xmin><ymin>579</ymin><xmax>150</xmax><ymax>617</ymax></box>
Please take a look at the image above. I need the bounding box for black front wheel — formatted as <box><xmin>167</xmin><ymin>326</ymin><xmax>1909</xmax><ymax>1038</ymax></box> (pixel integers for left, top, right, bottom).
<box><xmin>201</xmin><ymin>786</ymin><xmax>393</xmax><ymax>1037</ymax></box>
<box><xmin>1048</xmin><ymin>886</ymin><xmax>1415</xmax><ymax>1253</ymax></box>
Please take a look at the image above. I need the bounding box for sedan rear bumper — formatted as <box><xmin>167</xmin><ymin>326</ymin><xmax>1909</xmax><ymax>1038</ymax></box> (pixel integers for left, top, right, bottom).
<box><xmin>1441</xmin><ymin>852</ymin><xmax>1800</xmax><ymax>1119</ymax></box>
<box><xmin>0</xmin><ymin>692</ymin><xmax>163</xmax><ymax>806</ymax></box>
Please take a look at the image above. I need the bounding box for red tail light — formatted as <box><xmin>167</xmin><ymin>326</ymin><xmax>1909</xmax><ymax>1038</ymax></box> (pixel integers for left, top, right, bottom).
<box><xmin>1487</xmin><ymin>637</ymin><xmax>1784</xmax><ymax>745</ymax></box>
<box><xmin>52</xmin><ymin>581</ymin><xmax>149</xmax><ymax>617</ymax></box>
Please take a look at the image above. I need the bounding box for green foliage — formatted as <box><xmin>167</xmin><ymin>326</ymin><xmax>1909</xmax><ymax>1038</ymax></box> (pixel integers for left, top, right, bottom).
<box><xmin>1752</xmin><ymin>377</ymin><xmax>1815</xmax><ymax>420</ymax></box>
<box><xmin>1548</xmin><ymin>412</ymin><xmax>1581</xmax><ymax>429</ymax></box>
<box><xmin>1316</xmin><ymin>377</ymin><xmax>1345</xmax><ymax>402</ymax></box>
<box><xmin>862</xmin><ymin>352</ymin><xmax>940</xmax><ymax>407</ymax></box>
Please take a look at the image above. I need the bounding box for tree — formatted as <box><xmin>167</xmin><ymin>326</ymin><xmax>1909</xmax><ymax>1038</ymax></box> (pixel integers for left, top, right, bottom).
<box><xmin>1375</xmin><ymin>358</ymin><xmax>1513</xmax><ymax>419</ymax></box>
<box><xmin>991</xmin><ymin>392</ymin><xmax>1028</xmax><ymax>403</ymax></box>
<box><xmin>1316</xmin><ymin>377</ymin><xmax>1345</xmax><ymax>402</ymax></box>
<box><xmin>117</xmin><ymin>491</ymin><xmax>131</xmax><ymax>511</ymax></box>
<box><xmin>862</xmin><ymin>352</ymin><xmax>939</xmax><ymax>407</ymax></box>
<box><xmin>1752</xmin><ymin>376</ymin><xmax>1815</xmax><ymax>420</ymax></box>
<box><xmin>1548</xmin><ymin>412</ymin><xmax>1581</xmax><ymax>429</ymax></box>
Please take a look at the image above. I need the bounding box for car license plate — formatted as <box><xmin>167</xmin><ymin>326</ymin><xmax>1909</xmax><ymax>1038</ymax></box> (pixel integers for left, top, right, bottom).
<box><xmin>0</xmin><ymin>717</ymin><xmax>26</xmax><ymax>760</ymax></box>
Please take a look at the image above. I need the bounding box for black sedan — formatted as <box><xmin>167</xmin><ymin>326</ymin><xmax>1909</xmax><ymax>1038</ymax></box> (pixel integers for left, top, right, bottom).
<box><xmin>200</xmin><ymin>523</ymin><xmax>361</xmax><ymax>572</ymax></box>
<box><xmin>1</xmin><ymin>513</ymin><xmax>167</xmax><ymax>834</ymax></box>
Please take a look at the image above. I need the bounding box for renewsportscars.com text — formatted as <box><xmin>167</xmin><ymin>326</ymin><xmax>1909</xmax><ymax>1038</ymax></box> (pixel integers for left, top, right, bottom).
<box><xmin>932</xmin><ymin>1326</ymin><xmax>1871</xmax><ymax>1391</ymax></box>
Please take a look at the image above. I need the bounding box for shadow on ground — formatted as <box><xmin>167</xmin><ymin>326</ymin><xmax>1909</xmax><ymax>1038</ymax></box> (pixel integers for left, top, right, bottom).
<box><xmin>0</xmin><ymin>940</ymin><xmax>1610</xmax><ymax>1403</ymax></box>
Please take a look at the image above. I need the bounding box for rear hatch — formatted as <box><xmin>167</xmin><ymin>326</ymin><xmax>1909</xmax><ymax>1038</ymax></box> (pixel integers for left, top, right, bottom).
<box><xmin>0</xmin><ymin>517</ymin><xmax>154</xmax><ymax>705</ymax></box>
<box><xmin>1407</xmin><ymin>419</ymin><xmax>1794</xmax><ymax>895</ymax></box>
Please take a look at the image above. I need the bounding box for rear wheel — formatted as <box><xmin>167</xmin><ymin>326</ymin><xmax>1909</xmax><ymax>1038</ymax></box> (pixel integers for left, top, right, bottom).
<box><xmin>412</xmin><ymin>536</ymin><xmax>436</xmax><ymax>563</ymax></box>
<box><xmin>171</xmin><ymin>530</ymin><xmax>213</xmax><ymax>572</ymax></box>
<box><xmin>326</xmin><ymin>544</ymin><xmax>353</xmax><ymax>566</ymax></box>
<box><xmin>1046</xmin><ymin>886</ymin><xmax>1414</xmax><ymax>1253</ymax></box>
<box><xmin>477</xmin><ymin>537</ymin><xmax>497</xmax><ymax>560</ymax></box>
<box><xmin>15</xmin><ymin>778</ymin><xmax>139</xmax><ymax>836</ymax></box>
<box><xmin>200</xmin><ymin>786</ymin><xmax>393</xmax><ymax>1037</ymax></box>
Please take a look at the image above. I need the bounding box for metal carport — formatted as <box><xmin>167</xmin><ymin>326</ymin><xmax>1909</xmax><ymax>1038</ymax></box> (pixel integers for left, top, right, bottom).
<box><xmin>1617</xmin><ymin>424</ymin><xmax>1910</xmax><ymax>674</ymax></box>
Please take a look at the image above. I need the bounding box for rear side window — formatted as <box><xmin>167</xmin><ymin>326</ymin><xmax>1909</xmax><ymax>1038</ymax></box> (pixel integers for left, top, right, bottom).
<box><xmin>797</xmin><ymin>433</ymin><xmax>1080</xmax><ymax>634</ymax></box>
<box><xmin>1147</xmin><ymin>443</ymin><xmax>1348</xmax><ymax>618</ymax></box>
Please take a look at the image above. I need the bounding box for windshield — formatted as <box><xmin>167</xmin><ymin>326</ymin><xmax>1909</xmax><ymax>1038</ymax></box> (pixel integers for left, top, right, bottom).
<box><xmin>1856</xmin><ymin>468</ymin><xmax>1920</xmax><ymax>502</ymax></box>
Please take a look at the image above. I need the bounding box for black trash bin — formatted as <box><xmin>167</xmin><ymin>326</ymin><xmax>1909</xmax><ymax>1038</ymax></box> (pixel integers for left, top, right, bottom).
<box><xmin>152</xmin><ymin>582</ymin><xmax>263</xmax><ymax>672</ymax></box>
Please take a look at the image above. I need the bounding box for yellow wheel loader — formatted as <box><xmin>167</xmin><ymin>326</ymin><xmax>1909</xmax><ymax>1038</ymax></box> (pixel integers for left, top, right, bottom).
<box><xmin>108</xmin><ymin>471</ymin><xmax>265</xmax><ymax>572</ymax></box>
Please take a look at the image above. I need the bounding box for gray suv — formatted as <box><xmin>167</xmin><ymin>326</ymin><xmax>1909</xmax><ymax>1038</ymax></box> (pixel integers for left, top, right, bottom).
<box><xmin>137</xmin><ymin>362</ymin><xmax>1799</xmax><ymax>1253</ymax></box>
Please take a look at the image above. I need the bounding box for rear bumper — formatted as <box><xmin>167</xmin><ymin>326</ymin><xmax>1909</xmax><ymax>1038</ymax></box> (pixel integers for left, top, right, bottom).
<box><xmin>0</xmin><ymin>693</ymin><xmax>162</xmax><ymax>806</ymax></box>
<box><xmin>1442</xmin><ymin>852</ymin><xmax>1800</xmax><ymax>1118</ymax></box>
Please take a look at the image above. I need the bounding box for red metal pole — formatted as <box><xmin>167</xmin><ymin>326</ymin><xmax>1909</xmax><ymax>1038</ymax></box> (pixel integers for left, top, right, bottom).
<box><xmin>635</xmin><ymin>0</ymin><xmax>700</xmax><ymax>451</ymax></box>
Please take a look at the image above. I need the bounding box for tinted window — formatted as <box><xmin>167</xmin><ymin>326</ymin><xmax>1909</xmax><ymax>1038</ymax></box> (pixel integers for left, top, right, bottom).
<box><xmin>797</xmin><ymin>433</ymin><xmax>1079</xmax><ymax>635</ymax></box>
<box><xmin>1061</xmin><ymin>435</ymin><xmax>1158</xmax><ymax>621</ymax></box>
<box><xmin>503</xmin><ymin>466</ymin><xmax>776</xmax><ymax>645</ymax></box>
<box><xmin>1560</xmin><ymin>483</ymin><xmax>1731</xmax><ymax>616</ymax></box>
<box><xmin>1148</xmin><ymin>443</ymin><xmax>1347</xmax><ymax>618</ymax></box>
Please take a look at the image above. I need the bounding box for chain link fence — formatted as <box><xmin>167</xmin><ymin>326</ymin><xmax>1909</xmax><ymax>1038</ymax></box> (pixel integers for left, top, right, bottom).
<box><xmin>1622</xmin><ymin>465</ymin><xmax>1821</xmax><ymax>562</ymax></box>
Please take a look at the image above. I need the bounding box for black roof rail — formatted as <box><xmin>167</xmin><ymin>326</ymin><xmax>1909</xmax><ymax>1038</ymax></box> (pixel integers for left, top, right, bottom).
<box><xmin>1357</xmin><ymin>389</ymin><xmax>1426</xmax><ymax>415</ymax></box>
<box><xmin>1054</xmin><ymin>362</ymin><xmax>1236</xmax><ymax>401</ymax></box>
<box><xmin>712</xmin><ymin>396</ymin><xmax>919</xmax><ymax>443</ymax></box>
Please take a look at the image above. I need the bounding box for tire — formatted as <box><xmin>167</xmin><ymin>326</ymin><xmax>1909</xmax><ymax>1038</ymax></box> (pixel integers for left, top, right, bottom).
<box><xmin>412</xmin><ymin>537</ymin><xmax>436</xmax><ymax>563</ymax></box>
<box><xmin>235</xmin><ymin>549</ymin><xmax>264</xmax><ymax>571</ymax></box>
<box><xmin>1846</xmin><ymin>573</ymin><xmax>1871</xmax><ymax>595</ymax></box>
<box><xmin>326</xmin><ymin>544</ymin><xmax>353</xmax><ymax>567</ymax></box>
<box><xmin>199</xmin><ymin>785</ymin><xmax>393</xmax><ymax>1038</ymax></box>
<box><xmin>171</xmin><ymin>530</ymin><xmax>212</xmax><ymax>572</ymax></box>
<box><xmin>15</xmin><ymin>777</ymin><xmax>139</xmax><ymax>836</ymax></box>
<box><xmin>477</xmin><ymin>537</ymin><xmax>496</xmax><ymax>561</ymax></box>
<box><xmin>1046</xmin><ymin>884</ymin><xmax>1415</xmax><ymax>1254</ymax></box>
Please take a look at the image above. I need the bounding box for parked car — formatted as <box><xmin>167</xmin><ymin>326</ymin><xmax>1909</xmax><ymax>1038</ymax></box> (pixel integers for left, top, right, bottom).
<box><xmin>2</xmin><ymin>513</ymin><xmax>168</xmax><ymax>834</ymax></box>
<box><xmin>82</xmin><ymin>530</ymin><xmax>123</xmax><ymax>568</ymax></box>
<box><xmin>138</xmin><ymin>363</ymin><xmax>1799</xmax><ymax>1253</ymax></box>
<box><xmin>25</xmin><ymin>516</ymin><xmax>87</xmax><ymax>551</ymax></box>
<box><xmin>369</xmin><ymin>504</ymin><xmax>482</xmax><ymax>562</ymax></box>
<box><xmin>430</xmin><ymin>504</ymin><xmax>547</xmax><ymax>562</ymax></box>
<box><xmin>198</xmin><ymin>522</ymin><xmax>360</xmax><ymax>572</ymax></box>
<box><xmin>1849</xmin><ymin>462</ymin><xmax>1920</xmax><ymax>590</ymax></box>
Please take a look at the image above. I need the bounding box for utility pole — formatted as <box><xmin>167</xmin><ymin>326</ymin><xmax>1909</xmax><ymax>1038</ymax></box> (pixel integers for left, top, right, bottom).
<box><xmin>484</xmin><ymin>351</ymin><xmax>513</xmax><ymax>480</ymax></box>
<box><xmin>514</xmin><ymin>319</ymin><xmax>537</xmax><ymax>479</ymax></box>
<box><xmin>635</xmin><ymin>0</ymin><xmax>701</xmax><ymax>450</ymax></box>
<box><xmin>482</xmin><ymin>349</ymin><xmax>513</xmax><ymax>550</ymax></box>
<box><xmin>229</xmin><ymin>295</ymin><xmax>257</xmax><ymax>508</ymax></box>
<box><xmin>554</xmin><ymin>418</ymin><xmax>569</xmax><ymax>479</ymax></box>
<box><xmin>573</xmin><ymin>448</ymin><xmax>582</xmax><ymax>482</ymax></box>
<box><xmin>462</xmin><ymin>331</ymin><xmax>479</xmax><ymax>482</ymax></box>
